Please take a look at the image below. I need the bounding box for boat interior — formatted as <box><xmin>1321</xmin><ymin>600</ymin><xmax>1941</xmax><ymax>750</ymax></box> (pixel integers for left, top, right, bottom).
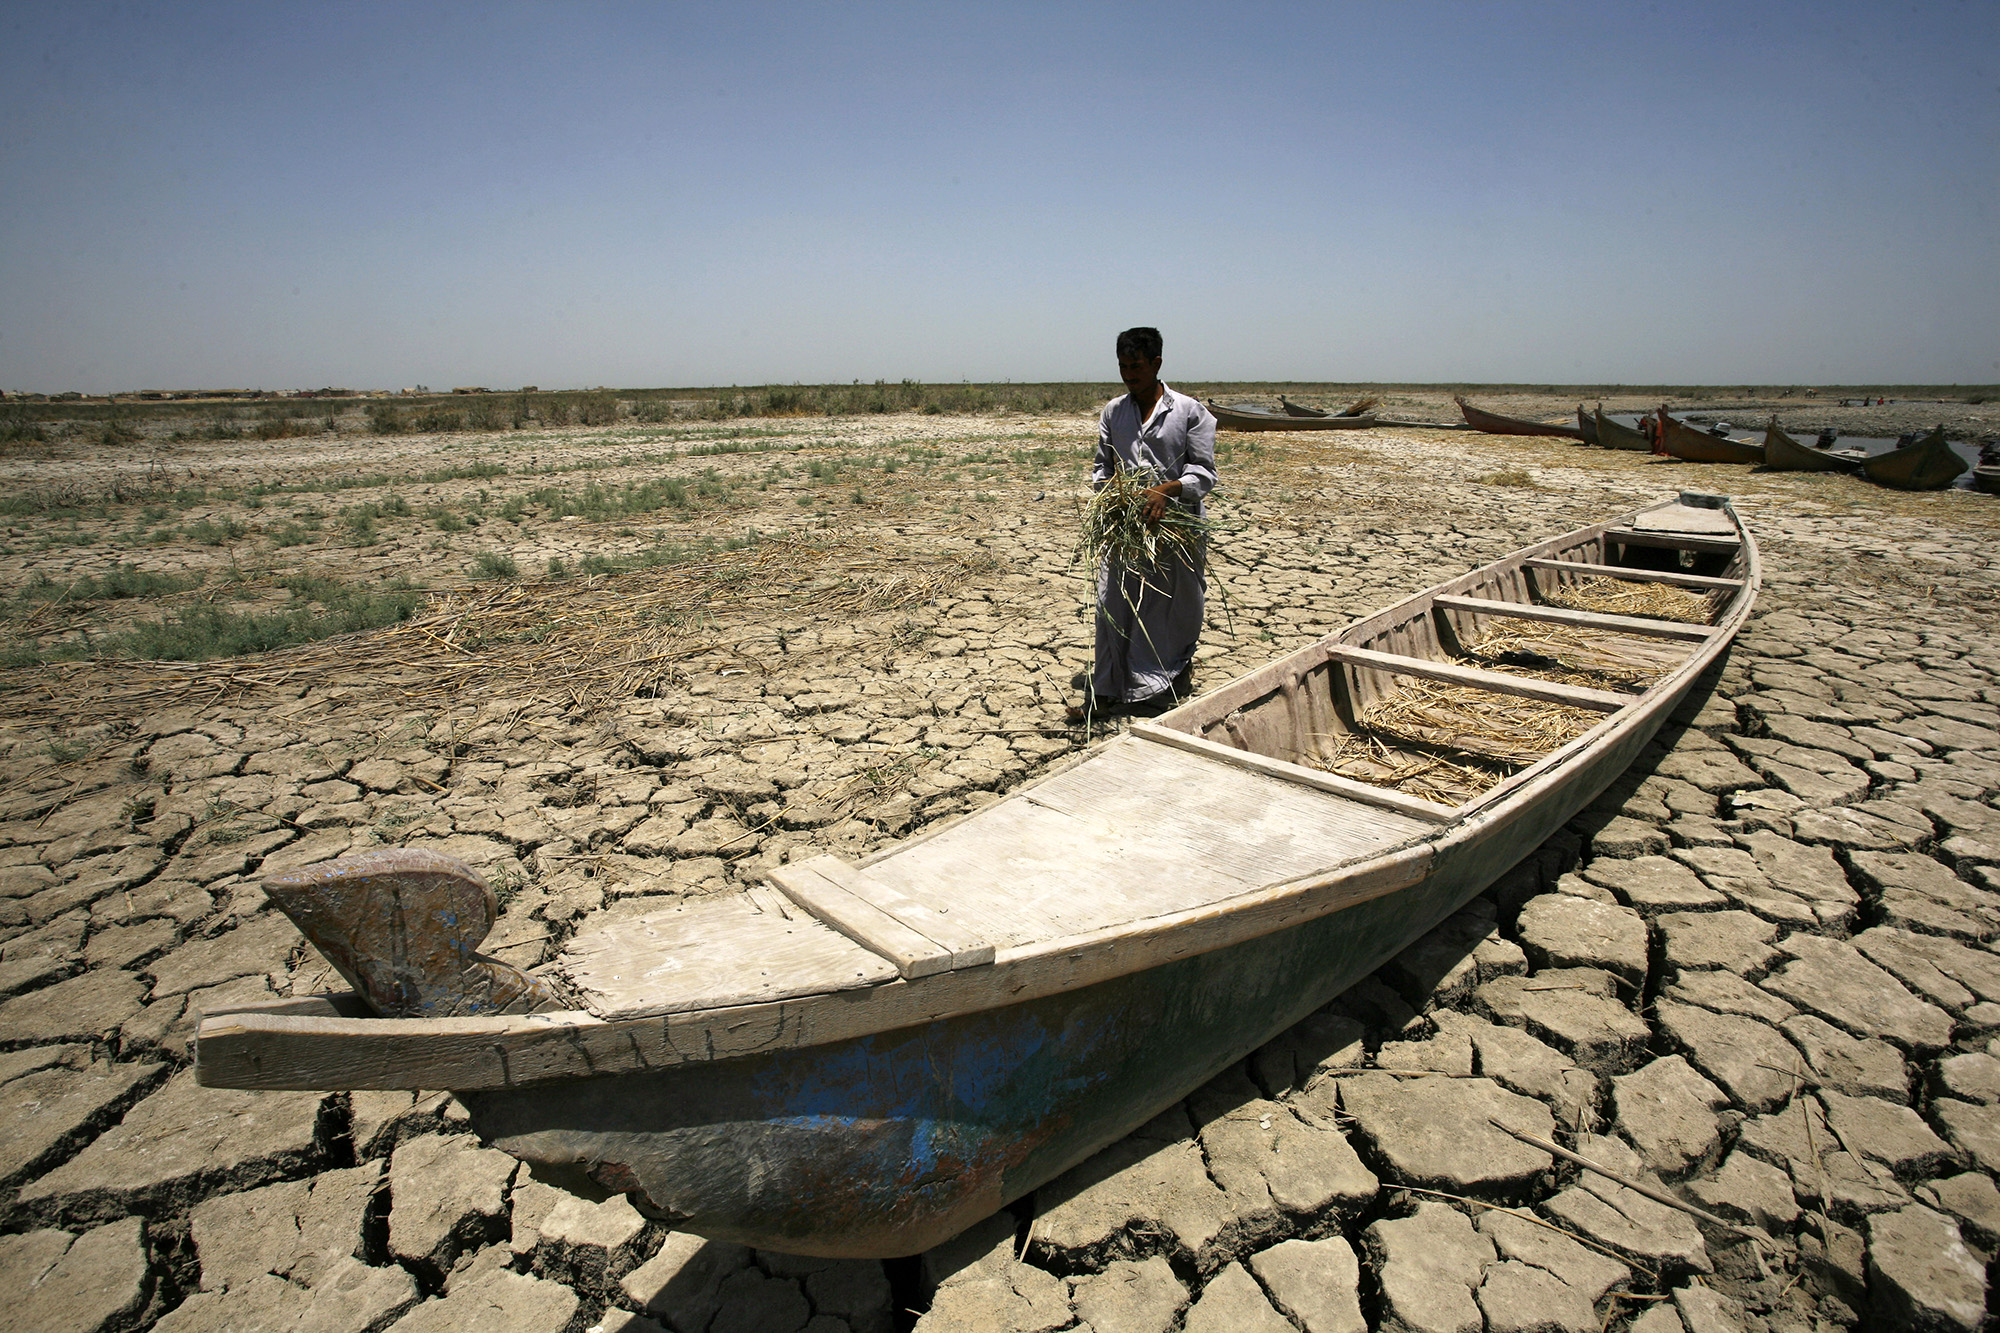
<box><xmin>552</xmin><ymin>497</ymin><xmax>1753</xmax><ymax>1024</ymax></box>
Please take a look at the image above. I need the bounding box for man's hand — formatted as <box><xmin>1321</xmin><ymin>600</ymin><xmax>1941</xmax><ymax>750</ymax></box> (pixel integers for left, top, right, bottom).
<box><xmin>1140</xmin><ymin>480</ymin><xmax>1182</xmax><ymax>524</ymax></box>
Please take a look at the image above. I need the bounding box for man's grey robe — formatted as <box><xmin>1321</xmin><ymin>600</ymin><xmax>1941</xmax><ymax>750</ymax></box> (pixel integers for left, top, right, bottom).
<box><xmin>1090</xmin><ymin>386</ymin><xmax>1218</xmax><ymax>704</ymax></box>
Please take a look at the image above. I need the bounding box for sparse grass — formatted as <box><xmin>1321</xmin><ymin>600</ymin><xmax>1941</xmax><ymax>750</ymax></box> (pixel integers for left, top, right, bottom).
<box><xmin>185</xmin><ymin>517</ymin><xmax>248</xmax><ymax>545</ymax></box>
<box><xmin>472</xmin><ymin>551</ymin><xmax>520</xmax><ymax>579</ymax></box>
<box><xmin>1474</xmin><ymin>468</ymin><xmax>1539</xmax><ymax>488</ymax></box>
<box><xmin>18</xmin><ymin>564</ymin><xmax>200</xmax><ymax>602</ymax></box>
<box><xmin>8</xmin><ymin>573</ymin><xmax>424</xmax><ymax>664</ymax></box>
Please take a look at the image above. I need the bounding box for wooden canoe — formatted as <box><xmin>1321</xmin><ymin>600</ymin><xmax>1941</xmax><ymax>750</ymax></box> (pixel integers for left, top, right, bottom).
<box><xmin>1454</xmin><ymin>396</ymin><xmax>1589</xmax><ymax>441</ymax></box>
<box><xmin>1860</xmin><ymin>426</ymin><xmax>1968</xmax><ymax>491</ymax></box>
<box><xmin>196</xmin><ymin>497</ymin><xmax>1758</xmax><ymax>1258</ymax></box>
<box><xmin>1760</xmin><ymin>419</ymin><xmax>1862</xmax><ymax>473</ymax></box>
<box><xmin>1592</xmin><ymin>408</ymin><xmax>1653</xmax><ymax>452</ymax></box>
<box><xmin>1209</xmin><ymin>400</ymin><xmax>1376</xmax><ymax>431</ymax></box>
<box><xmin>1656</xmin><ymin>408</ymin><xmax>1765</xmax><ymax>465</ymax></box>
<box><xmin>1575</xmin><ymin>406</ymin><xmax>1599</xmax><ymax>446</ymax></box>
<box><xmin>1279</xmin><ymin>396</ymin><xmax>1327</xmax><ymax>417</ymax></box>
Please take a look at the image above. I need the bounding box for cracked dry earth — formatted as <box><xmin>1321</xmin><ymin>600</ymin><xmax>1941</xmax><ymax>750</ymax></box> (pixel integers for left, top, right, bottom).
<box><xmin>2</xmin><ymin>406</ymin><xmax>2000</xmax><ymax>1333</ymax></box>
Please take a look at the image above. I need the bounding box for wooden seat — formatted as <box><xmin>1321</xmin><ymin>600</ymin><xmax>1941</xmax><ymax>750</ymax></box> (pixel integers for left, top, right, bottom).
<box><xmin>1322</xmin><ymin>644</ymin><xmax>1630</xmax><ymax>711</ymax></box>
<box><xmin>1523</xmin><ymin>558</ymin><xmax>1742</xmax><ymax>590</ymax></box>
<box><xmin>1432</xmin><ymin>594</ymin><xmax>1714</xmax><ymax>642</ymax></box>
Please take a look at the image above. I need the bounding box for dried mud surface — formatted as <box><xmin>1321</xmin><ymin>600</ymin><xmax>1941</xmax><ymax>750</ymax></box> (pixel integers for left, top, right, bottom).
<box><xmin>2</xmin><ymin>395</ymin><xmax>1998</xmax><ymax>1332</ymax></box>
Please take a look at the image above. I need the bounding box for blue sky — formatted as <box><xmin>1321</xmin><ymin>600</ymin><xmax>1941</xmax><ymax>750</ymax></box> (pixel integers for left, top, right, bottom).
<box><xmin>2</xmin><ymin>1</ymin><xmax>1994</xmax><ymax>392</ymax></box>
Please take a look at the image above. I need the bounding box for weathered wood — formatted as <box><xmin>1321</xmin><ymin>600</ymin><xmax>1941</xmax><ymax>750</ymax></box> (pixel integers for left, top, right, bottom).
<box><xmin>1431</xmin><ymin>594</ymin><xmax>1714</xmax><ymax>642</ymax></box>
<box><xmin>561</xmin><ymin>893</ymin><xmax>899</xmax><ymax>1020</ymax></box>
<box><xmin>1627</xmin><ymin>501</ymin><xmax>1740</xmax><ymax>535</ymax></box>
<box><xmin>196</xmin><ymin>841</ymin><xmax>1436</xmax><ymax>1092</ymax></box>
<box><xmin>1603</xmin><ymin>529</ymin><xmax>1742</xmax><ymax>555</ymax></box>
<box><xmin>770</xmin><ymin>858</ymin><xmax>957</xmax><ymax>979</ymax></box>
<box><xmin>1130</xmin><ymin>721</ymin><xmax>1457</xmax><ymax>822</ymax></box>
<box><xmin>1522</xmin><ymin>558</ymin><xmax>1742</xmax><ymax>590</ymax></box>
<box><xmin>857</xmin><ymin>737</ymin><xmax>1436</xmax><ymax>950</ymax></box>
<box><xmin>810</xmin><ymin>858</ymin><xmax>995</xmax><ymax>969</ymax></box>
<box><xmin>261</xmin><ymin>848</ymin><xmax>558</xmax><ymax>1018</ymax></box>
<box><xmin>1323</xmin><ymin>644</ymin><xmax>1631</xmax><ymax>711</ymax></box>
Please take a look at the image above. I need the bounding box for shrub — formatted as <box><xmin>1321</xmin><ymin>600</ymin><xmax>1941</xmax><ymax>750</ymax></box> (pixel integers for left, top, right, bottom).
<box><xmin>471</xmin><ymin>551</ymin><xmax>519</xmax><ymax>579</ymax></box>
<box><xmin>185</xmin><ymin>517</ymin><xmax>248</xmax><ymax>546</ymax></box>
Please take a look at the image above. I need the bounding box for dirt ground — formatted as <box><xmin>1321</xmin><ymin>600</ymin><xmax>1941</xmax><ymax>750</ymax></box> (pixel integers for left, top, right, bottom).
<box><xmin>2</xmin><ymin>392</ymin><xmax>1999</xmax><ymax>1331</ymax></box>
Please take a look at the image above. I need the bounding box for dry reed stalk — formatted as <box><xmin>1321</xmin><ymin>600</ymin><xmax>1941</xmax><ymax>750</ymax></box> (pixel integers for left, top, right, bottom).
<box><xmin>1540</xmin><ymin>574</ymin><xmax>1710</xmax><ymax>622</ymax></box>
<box><xmin>1073</xmin><ymin>468</ymin><xmax>1213</xmax><ymax>579</ymax></box>
<box><xmin>1459</xmin><ymin>621</ymin><xmax>1680</xmax><ymax>691</ymax></box>
<box><xmin>0</xmin><ymin>535</ymin><xmax>1002</xmax><ymax>725</ymax></box>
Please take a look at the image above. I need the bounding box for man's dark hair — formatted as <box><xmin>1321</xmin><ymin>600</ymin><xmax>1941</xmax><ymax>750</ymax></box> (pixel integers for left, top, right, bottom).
<box><xmin>1116</xmin><ymin>327</ymin><xmax>1163</xmax><ymax>361</ymax></box>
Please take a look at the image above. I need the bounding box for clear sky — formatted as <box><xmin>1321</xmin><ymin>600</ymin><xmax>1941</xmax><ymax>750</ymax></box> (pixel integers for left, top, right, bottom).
<box><xmin>2</xmin><ymin>1</ymin><xmax>1995</xmax><ymax>393</ymax></box>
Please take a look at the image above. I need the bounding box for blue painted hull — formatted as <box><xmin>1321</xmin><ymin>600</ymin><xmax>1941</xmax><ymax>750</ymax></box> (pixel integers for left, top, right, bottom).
<box><xmin>460</xmin><ymin>711</ymin><xmax>1645</xmax><ymax>1257</ymax></box>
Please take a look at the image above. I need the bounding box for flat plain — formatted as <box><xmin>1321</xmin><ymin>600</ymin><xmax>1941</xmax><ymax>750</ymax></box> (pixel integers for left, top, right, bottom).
<box><xmin>2</xmin><ymin>387</ymin><xmax>1998</xmax><ymax>1332</ymax></box>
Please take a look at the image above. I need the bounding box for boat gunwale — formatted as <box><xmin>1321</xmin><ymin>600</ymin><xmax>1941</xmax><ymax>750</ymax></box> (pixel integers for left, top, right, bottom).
<box><xmin>194</xmin><ymin>498</ymin><xmax>1757</xmax><ymax>1092</ymax></box>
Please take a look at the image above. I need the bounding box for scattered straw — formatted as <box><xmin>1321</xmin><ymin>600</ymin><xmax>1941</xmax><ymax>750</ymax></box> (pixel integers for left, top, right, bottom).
<box><xmin>1541</xmin><ymin>574</ymin><xmax>1710</xmax><ymax>622</ymax></box>
<box><xmin>1301</xmin><ymin>584</ymin><xmax>1708</xmax><ymax>802</ymax></box>
<box><xmin>0</xmin><ymin>534</ymin><xmax>1003</xmax><ymax>724</ymax></box>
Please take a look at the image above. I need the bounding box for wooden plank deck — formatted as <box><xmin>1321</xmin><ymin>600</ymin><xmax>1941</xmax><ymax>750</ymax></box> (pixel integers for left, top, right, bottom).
<box><xmin>853</xmin><ymin>736</ymin><xmax>1434</xmax><ymax>952</ymax></box>
<box><xmin>563</xmin><ymin>893</ymin><xmax>899</xmax><ymax>1020</ymax></box>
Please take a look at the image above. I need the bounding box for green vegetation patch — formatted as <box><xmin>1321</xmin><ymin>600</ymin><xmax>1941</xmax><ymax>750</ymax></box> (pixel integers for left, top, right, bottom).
<box><xmin>18</xmin><ymin>564</ymin><xmax>202</xmax><ymax>602</ymax></box>
<box><xmin>6</xmin><ymin>574</ymin><xmax>424</xmax><ymax>665</ymax></box>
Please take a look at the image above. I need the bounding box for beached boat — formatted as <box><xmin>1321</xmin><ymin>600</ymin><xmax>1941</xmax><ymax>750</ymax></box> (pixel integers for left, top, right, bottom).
<box><xmin>1760</xmin><ymin>419</ymin><xmax>1862</xmax><ymax>473</ymax></box>
<box><xmin>1861</xmin><ymin>425</ymin><xmax>1968</xmax><ymax>491</ymax></box>
<box><xmin>1280</xmin><ymin>396</ymin><xmax>1327</xmax><ymax>417</ymax></box>
<box><xmin>197</xmin><ymin>497</ymin><xmax>1757</xmax><ymax>1258</ymax></box>
<box><xmin>1656</xmin><ymin>408</ymin><xmax>1765</xmax><ymax>465</ymax></box>
<box><xmin>1454</xmin><ymin>396</ymin><xmax>1590</xmax><ymax>441</ymax></box>
<box><xmin>1592</xmin><ymin>408</ymin><xmax>1653</xmax><ymax>453</ymax></box>
<box><xmin>1209</xmin><ymin>400</ymin><xmax>1376</xmax><ymax>431</ymax></box>
<box><xmin>1575</xmin><ymin>406</ymin><xmax>1599</xmax><ymax>446</ymax></box>
<box><xmin>1974</xmin><ymin>445</ymin><xmax>2000</xmax><ymax>495</ymax></box>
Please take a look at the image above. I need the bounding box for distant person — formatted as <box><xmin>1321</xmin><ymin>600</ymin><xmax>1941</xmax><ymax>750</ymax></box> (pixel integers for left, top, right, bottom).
<box><xmin>1070</xmin><ymin>327</ymin><xmax>1217</xmax><ymax>722</ymax></box>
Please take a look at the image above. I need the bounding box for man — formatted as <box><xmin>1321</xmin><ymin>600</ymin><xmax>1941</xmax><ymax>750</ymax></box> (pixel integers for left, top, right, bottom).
<box><xmin>1074</xmin><ymin>327</ymin><xmax>1217</xmax><ymax>720</ymax></box>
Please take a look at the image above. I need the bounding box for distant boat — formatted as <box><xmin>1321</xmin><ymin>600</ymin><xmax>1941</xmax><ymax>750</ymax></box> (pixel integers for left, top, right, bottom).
<box><xmin>1592</xmin><ymin>408</ymin><xmax>1653</xmax><ymax>453</ymax></box>
<box><xmin>1575</xmin><ymin>406</ymin><xmax>1599</xmax><ymax>446</ymax></box>
<box><xmin>1454</xmin><ymin>396</ymin><xmax>1590</xmax><ymax>441</ymax></box>
<box><xmin>1281</xmin><ymin>396</ymin><xmax>1379</xmax><ymax>419</ymax></box>
<box><xmin>1760</xmin><ymin>418</ymin><xmax>1862</xmax><ymax>473</ymax></box>
<box><xmin>1974</xmin><ymin>444</ymin><xmax>2000</xmax><ymax>495</ymax></box>
<box><xmin>1656</xmin><ymin>408</ymin><xmax>1764</xmax><ymax>465</ymax></box>
<box><xmin>1209</xmin><ymin>400</ymin><xmax>1376</xmax><ymax>432</ymax></box>
<box><xmin>1861</xmin><ymin>426</ymin><xmax>1967</xmax><ymax>491</ymax></box>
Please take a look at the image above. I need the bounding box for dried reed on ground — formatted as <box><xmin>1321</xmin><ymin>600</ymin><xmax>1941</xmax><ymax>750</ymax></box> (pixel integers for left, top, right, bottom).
<box><xmin>0</xmin><ymin>536</ymin><xmax>1002</xmax><ymax>725</ymax></box>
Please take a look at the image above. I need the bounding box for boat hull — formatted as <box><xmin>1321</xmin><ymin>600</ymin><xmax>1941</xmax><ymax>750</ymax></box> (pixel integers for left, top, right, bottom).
<box><xmin>1209</xmin><ymin>401</ymin><xmax>1376</xmax><ymax>432</ymax></box>
<box><xmin>1761</xmin><ymin>422</ymin><xmax>1860</xmax><ymax>472</ymax></box>
<box><xmin>1861</xmin><ymin>429</ymin><xmax>1967</xmax><ymax>491</ymax></box>
<box><xmin>462</xmin><ymin>696</ymin><xmax>1671</xmax><ymax>1257</ymax></box>
<box><xmin>1455</xmin><ymin>396</ymin><xmax>1588</xmax><ymax>441</ymax></box>
<box><xmin>1658</xmin><ymin>412</ymin><xmax>1764</xmax><ymax>465</ymax></box>
<box><xmin>1592</xmin><ymin>409</ymin><xmax>1652</xmax><ymax>452</ymax></box>
<box><xmin>1575</xmin><ymin>407</ymin><xmax>1599</xmax><ymax>446</ymax></box>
